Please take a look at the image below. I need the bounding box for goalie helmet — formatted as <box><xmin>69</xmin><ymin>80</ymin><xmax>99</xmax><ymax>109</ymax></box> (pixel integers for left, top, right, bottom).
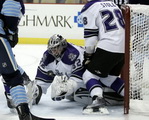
<box><xmin>48</xmin><ymin>34</ymin><xmax>67</xmax><ymax>58</ymax></box>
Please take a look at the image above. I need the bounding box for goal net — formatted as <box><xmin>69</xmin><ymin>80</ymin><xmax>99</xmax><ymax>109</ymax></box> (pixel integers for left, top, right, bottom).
<box><xmin>121</xmin><ymin>4</ymin><xmax>149</xmax><ymax>114</ymax></box>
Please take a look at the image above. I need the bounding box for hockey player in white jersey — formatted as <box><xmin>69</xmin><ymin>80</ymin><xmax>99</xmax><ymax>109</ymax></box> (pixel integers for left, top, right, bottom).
<box><xmin>34</xmin><ymin>34</ymin><xmax>124</xmax><ymax>108</ymax></box>
<box><xmin>35</xmin><ymin>34</ymin><xmax>87</xmax><ymax>103</ymax></box>
<box><xmin>80</xmin><ymin>0</ymin><xmax>125</xmax><ymax>114</ymax></box>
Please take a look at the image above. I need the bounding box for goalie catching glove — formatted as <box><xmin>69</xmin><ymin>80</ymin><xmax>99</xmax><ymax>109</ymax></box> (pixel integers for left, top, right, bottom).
<box><xmin>51</xmin><ymin>75</ymin><xmax>77</xmax><ymax>101</ymax></box>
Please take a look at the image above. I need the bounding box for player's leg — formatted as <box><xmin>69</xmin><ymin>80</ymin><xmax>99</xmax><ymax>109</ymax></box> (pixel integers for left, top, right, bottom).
<box><xmin>0</xmin><ymin>38</ymin><xmax>31</xmax><ymax>120</ymax></box>
<box><xmin>33</xmin><ymin>68</ymin><xmax>55</xmax><ymax>104</ymax></box>
<box><xmin>100</xmin><ymin>76</ymin><xmax>124</xmax><ymax>97</ymax></box>
<box><xmin>103</xmin><ymin>87</ymin><xmax>124</xmax><ymax>106</ymax></box>
<box><xmin>82</xmin><ymin>70</ymin><xmax>108</xmax><ymax>114</ymax></box>
<box><xmin>82</xmin><ymin>48</ymin><xmax>124</xmax><ymax>114</ymax></box>
<box><xmin>74</xmin><ymin>86</ymin><xmax>124</xmax><ymax>106</ymax></box>
<box><xmin>2</xmin><ymin>78</ymin><xmax>15</xmax><ymax>109</ymax></box>
<box><xmin>2</xmin><ymin>66</ymin><xmax>36</xmax><ymax>109</ymax></box>
<box><xmin>67</xmin><ymin>73</ymin><xmax>123</xmax><ymax>106</ymax></box>
<box><xmin>99</xmin><ymin>55</ymin><xmax>125</xmax><ymax>97</ymax></box>
<box><xmin>82</xmin><ymin>49</ymin><xmax>110</xmax><ymax>114</ymax></box>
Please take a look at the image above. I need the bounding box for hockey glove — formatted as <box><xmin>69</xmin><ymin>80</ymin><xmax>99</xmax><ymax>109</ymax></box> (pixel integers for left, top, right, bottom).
<box><xmin>83</xmin><ymin>52</ymin><xmax>93</xmax><ymax>67</ymax></box>
<box><xmin>7</xmin><ymin>32</ymin><xmax>18</xmax><ymax>48</ymax></box>
<box><xmin>4</xmin><ymin>28</ymin><xmax>18</xmax><ymax>48</ymax></box>
<box><xmin>51</xmin><ymin>75</ymin><xmax>68</xmax><ymax>101</ymax></box>
<box><xmin>51</xmin><ymin>75</ymin><xmax>77</xmax><ymax>101</ymax></box>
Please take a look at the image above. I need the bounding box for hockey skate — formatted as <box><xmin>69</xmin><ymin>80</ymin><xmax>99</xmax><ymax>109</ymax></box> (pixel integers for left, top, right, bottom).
<box><xmin>4</xmin><ymin>92</ymin><xmax>15</xmax><ymax>109</ymax></box>
<box><xmin>4</xmin><ymin>72</ymin><xmax>32</xmax><ymax>109</ymax></box>
<box><xmin>16</xmin><ymin>103</ymin><xmax>32</xmax><ymax>120</ymax></box>
<box><xmin>82</xmin><ymin>96</ymin><xmax>109</xmax><ymax>115</ymax></box>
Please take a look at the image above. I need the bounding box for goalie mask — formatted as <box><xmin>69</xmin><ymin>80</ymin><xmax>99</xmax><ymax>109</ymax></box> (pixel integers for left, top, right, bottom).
<box><xmin>48</xmin><ymin>34</ymin><xmax>67</xmax><ymax>58</ymax></box>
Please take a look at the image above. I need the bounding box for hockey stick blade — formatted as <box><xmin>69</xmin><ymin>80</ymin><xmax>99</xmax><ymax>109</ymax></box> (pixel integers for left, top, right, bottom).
<box><xmin>31</xmin><ymin>113</ymin><xmax>55</xmax><ymax>120</ymax></box>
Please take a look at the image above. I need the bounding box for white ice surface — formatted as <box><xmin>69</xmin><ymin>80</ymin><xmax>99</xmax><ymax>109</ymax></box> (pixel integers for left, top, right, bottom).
<box><xmin>0</xmin><ymin>44</ymin><xmax>149</xmax><ymax>120</ymax></box>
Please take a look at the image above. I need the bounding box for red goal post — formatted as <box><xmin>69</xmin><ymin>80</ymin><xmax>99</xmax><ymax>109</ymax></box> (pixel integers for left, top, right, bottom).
<box><xmin>121</xmin><ymin>4</ymin><xmax>149</xmax><ymax>114</ymax></box>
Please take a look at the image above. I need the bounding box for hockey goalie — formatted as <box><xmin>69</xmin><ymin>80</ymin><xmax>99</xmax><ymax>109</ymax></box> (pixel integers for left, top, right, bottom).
<box><xmin>33</xmin><ymin>34</ymin><xmax>124</xmax><ymax>115</ymax></box>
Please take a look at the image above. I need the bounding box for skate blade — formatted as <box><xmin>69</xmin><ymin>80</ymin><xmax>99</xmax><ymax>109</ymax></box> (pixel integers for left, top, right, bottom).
<box><xmin>82</xmin><ymin>107</ymin><xmax>109</xmax><ymax>115</ymax></box>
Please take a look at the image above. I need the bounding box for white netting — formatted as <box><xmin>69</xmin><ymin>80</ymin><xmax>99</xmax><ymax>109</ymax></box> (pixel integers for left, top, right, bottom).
<box><xmin>128</xmin><ymin>4</ymin><xmax>149</xmax><ymax>114</ymax></box>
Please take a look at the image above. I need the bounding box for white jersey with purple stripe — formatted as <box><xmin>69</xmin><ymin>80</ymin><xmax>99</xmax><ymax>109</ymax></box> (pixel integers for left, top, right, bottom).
<box><xmin>80</xmin><ymin>0</ymin><xmax>125</xmax><ymax>54</ymax></box>
<box><xmin>35</xmin><ymin>43</ymin><xmax>85</xmax><ymax>84</ymax></box>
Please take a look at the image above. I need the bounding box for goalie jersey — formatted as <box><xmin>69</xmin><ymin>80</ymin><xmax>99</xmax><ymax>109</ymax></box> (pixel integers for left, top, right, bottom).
<box><xmin>35</xmin><ymin>43</ymin><xmax>85</xmax><ymax>84</ymax></box>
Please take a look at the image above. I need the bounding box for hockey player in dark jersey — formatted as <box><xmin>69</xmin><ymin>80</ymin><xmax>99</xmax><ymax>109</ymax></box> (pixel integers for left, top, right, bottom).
<box><xmin>1</xmin><ymin>65</ymin><xmax>40</xmax><ymax>109</ymax></box>
<box><xmin>0</xmin><ymin>0</ymin><xmax>55</xmax><ymax>120</ymax></box>
<box><xmin>0</xmin><ymin>0</ymin><xmax>32</xmax><ymax>119</ymax></box>
<box><xmin>1</xmin><ymin>67</ymin><xmax>31</xmax><ymax>109</ymax></box>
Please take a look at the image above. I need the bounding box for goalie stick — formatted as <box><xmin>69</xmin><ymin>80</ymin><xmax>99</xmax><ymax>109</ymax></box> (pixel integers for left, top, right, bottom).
<box><xmin>29</xmin><ymin>113</ymin><xmax>55</xmax><ymax>120</ymax></box>
<box><xmin>11</xmin><ymin>108</ymin><xmax>55</xmax><ymax>120</ymax></box>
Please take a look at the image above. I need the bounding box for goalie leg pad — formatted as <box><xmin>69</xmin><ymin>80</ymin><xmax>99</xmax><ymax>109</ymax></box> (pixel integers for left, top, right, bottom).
<box><xmin>74</xmin><ymin>88</ymin><xmax>92</xmax><ymax>105</ymax></box>
<box><xmin>65</xmin><ymin>94</ymin><xmax>74</xmax><ymax>101</ymax></box>
<box><xmin>25</xmin><ymin>80</ymin><xmax>42</xmax><ymax>107</ymax></box>
<box><xmin>103</xmin><ymin>92</ymin><xmax>124</xmax><ymax>106</ymax></box>
<box><xmin>74</xmin><ymin>87</ymin><xmax>124</xmax><ymax>106</ymax></box>
<box><xmin>103</xmin><ymin>87</ymin><xmax>124</xmax><ymax>106</ymax></box>
<box><xmin>33</xmin><ymin>85</ymin><xmax>42</xmax><ymax>104</ymax></box>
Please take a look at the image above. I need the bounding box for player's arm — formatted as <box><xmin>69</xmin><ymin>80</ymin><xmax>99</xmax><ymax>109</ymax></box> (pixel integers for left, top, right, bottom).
<box><xmin>51</xmin><ymin>60</ymin><xmax>86</xmax><ymax>101</ymax></box>
<box><xmin>34</xmin><ymin>51</ymin><xmax>56</xmax><ymax>95</ymax></box>
<box><xmin>83</xmin><ymin>14</ymin><xmax>98</xmax><ymax>54</ymax></box>
<box><xmin>81</xmin><ymin>10</ymin><xmax>98</xmax><ymax>65</ymax></box>
<box><xmin>1</xmin><ymin>0</ymin><xmax>25</xmax><ymax>47</ymax></box>
<box><xmin>2</xmin><ymin>0</ymin><xmax>25</xmax><ymax>31</ymax></box>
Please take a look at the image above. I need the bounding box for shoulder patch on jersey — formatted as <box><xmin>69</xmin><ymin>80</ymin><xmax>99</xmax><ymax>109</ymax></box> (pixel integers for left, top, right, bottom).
<box><xmin>68</xmin><ymin>53</ymin><xmax>77</xmax><ymax>61</ymax></box>
<box><xmin>61</xmin><ymin>43</ymin><xmax>79</xmax><ymax>65</ymax></box>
